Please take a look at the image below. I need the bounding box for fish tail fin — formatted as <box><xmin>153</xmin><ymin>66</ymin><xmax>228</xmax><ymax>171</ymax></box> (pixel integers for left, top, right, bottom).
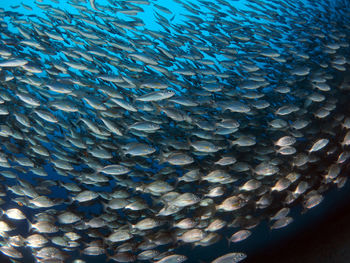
<box><xmin>101</xmin><ymin>202</ymin><xmax>109</xmax><ymax>213</ymax></box>
<box><xmin>150</xmin><ymin>195</ymin><xmax>162</xmax><ymax>206</ymax></box>
<box><xmin>67</xmin><ymin>195</ymin><xmax>75</xmax><ymax>205</ymax></box>
<box><xmin>229</xmin><ymin>139</ymin><xmax>236</xmax><ymax>147</ymax></box>
<box><xmin>225</xmin><ymin>236</ymin><xmax>231</xmax><ymax>248</ymax></box>
<box><xmin>90</xmin><ymin>0</ymin><xmax>98</xmax><ymax>11</ymax></box>
<box><xmin>153</xmin><ymin>102</ymin><xmax>162</xmax><ymax>114</ymax></box>
<box><xmin>157</xmin><ymin>150</ymin><xmax>166</xmax><ymax>164</ymax></box>
<box><xmin>292</xmin><ymin>192</ymin><xmax>300</xmax><ymax>200</ymax></box>
<box><xmin>127</xmin><ymin>221</ymin><xmax>135</xmax><ymax>230</ymax></box>
<box><xmin>173</xmin><ymin>178</ymin><xmax>180</xmax><ymax>189</ymax></box>
<box><xmin>28</xmin><ymin>221</ymin><xmax>33</xmax><ymax>232</ymax></box>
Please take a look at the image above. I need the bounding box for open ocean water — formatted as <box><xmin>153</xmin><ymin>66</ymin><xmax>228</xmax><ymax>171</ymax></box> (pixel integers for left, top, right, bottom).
<box><xmin>0</xmin><ymin>0</ymin><xmax>350</xmax><ymax>262</ymax></box>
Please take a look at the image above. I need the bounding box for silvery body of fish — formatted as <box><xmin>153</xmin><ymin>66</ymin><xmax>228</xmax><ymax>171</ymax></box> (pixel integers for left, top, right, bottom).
<box><xmin>0</xmin><ymin>0</ymin><xmax>349</xmax><ymax>262</ymax></box>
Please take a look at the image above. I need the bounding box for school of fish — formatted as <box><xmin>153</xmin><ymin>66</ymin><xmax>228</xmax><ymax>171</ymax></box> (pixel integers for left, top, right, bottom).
<box><xmin>0</xmin><ymin>0</ymin><xmax>350</xmax><ymax>262</ymax></box>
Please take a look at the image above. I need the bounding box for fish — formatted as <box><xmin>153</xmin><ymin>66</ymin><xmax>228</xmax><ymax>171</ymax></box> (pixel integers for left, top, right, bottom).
<box><xmin>0</xmin><ymin>59</ymin><xmax>28</xmax><ymax>67</ymax></box>
<box><xmin>230</xmin><ymin>229</ymin><xmax>252</xmax><ymax>243</ymax></box>
<box><xmin>0</xmin><ymin>0</ymin><xmax>348</xmax><ymax>262</ymax></box>
<box><xmin>309</xmin><ymin>138</ymin><xmax>329</xmax><ymax>153</ymax></box>
<box><xmin>90</xmin><ymin>0</ymin><xmax>98</xmax><ymax>11</ymax></box>
<box><xmin>211</xmin><ymin>252</ymin><xmax>247</xmax><ymax>263</ymax></box>
<box><xmin>3</xmin><ymin>208</ymin><xmax>26</xmax><ymax>220</ymax></box>
<box><xmin>0</xmin><ymin>246</ymin><xmax>22</xmax><ymax>259</ymax></box>
<box><xmin>155</xmin><ymin>254</ymin><xmax>188</xmax><ymax>263</ymax></box>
